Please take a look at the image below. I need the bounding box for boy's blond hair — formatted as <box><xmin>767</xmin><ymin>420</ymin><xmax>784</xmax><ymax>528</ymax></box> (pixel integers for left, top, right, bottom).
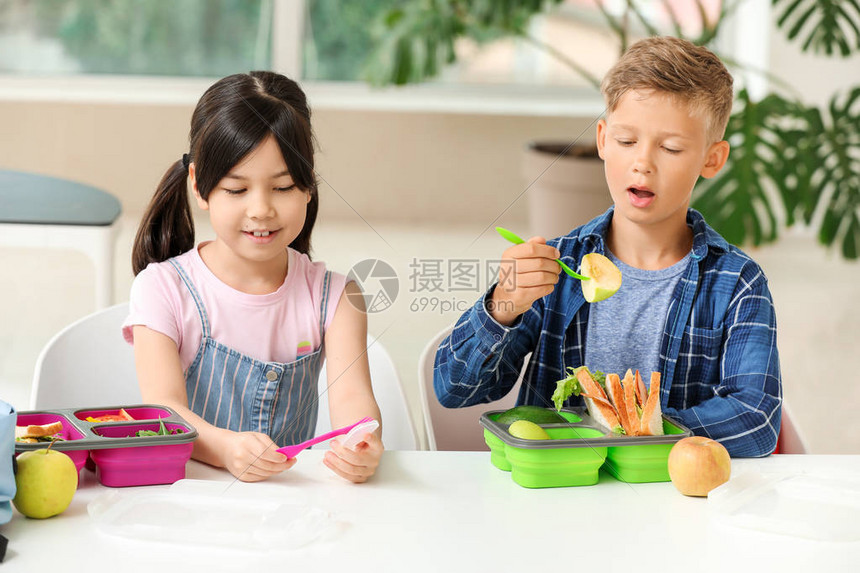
<box><xmin>601</xmin><ymin>36</ymin><xmax>734</xmax><ymax>142</ymax></box>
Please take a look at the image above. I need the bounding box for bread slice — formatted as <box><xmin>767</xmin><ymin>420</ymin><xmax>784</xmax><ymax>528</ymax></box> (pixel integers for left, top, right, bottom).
<box><xmin>606</xmin><ymin>373</ymin><xmax>634</xmax><ymax>435</ymax></box>
<box><xmin>15</xmin><ymin>421</ymin><xmax>63</xmax><ymax>439</ymax></box>
<box><xmin>575</xmin><ymin>368</ymin><xmax>621</xmax><ymax>433</ymax></box>
<box><xmin>621</xmin><ymin>369</ymin><xmax>638</xmax><ymax>405</ymax></box>
<box><xmin>634</xmin><ymin>369</ymin><xmax>648</xmax><ymax>408</ymax></box>
<box><xmin>639</xmin><ymin>372</ymin><xmax>664</xmax><ymax>436</ymax></box>
<box><xmin>622</xmin><ymin>371</ymin><xmax>641</xmax><ymax>436</ymax></box>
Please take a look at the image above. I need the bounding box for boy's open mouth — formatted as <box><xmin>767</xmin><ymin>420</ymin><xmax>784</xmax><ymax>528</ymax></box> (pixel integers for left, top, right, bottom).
<box><xmin>628</xmin><ymin>185</ymin><xmax>654</xmax><ymax>198</ymax></box>
<box><xmin>627</xmin><ymin>185</ymin><xmax>655</xmax><ymax>208</ymax></box>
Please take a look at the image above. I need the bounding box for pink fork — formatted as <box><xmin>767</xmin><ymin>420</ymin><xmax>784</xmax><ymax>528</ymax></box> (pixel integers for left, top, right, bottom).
<box><xmin>276</xmin><ymin>416</ymin><xmax>375</xmax><ymax>459</ymax></box>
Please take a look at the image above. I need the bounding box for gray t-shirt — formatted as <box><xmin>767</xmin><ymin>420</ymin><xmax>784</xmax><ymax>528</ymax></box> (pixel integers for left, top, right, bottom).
<box><xmin>583</xmin><ymin>249</ymin><xmax>691</xmax><ymax>377</ymax></box>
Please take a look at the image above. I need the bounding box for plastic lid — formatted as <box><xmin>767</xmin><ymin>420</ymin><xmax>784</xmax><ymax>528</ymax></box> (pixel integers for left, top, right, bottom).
<box><xmin>88</xmin><ymin>479</ymin><xmax>339</xmax><ymax>551</ymax></box>
<box><xmin>341</xmin><ymin>419</ymin><xmax>380</xmax><ymax>451</ymax></box>
<box><xmin>708</xmin><ymin>469</ymin><xmax>860</xmax><ymax>542</ymax></box>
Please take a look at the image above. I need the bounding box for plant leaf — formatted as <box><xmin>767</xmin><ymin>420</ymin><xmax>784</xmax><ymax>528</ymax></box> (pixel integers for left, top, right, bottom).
<box><xmin>693</xmin><ymin>89</ymin><xmax>800</xmax><ymax>247</ymax></box>
<box><xmin>695</xmin><ymin>87</ymin><xmax>860</xmax><ymax>259</ymax></box>
<box><xmin>843</xmin><ymin>217</ymin><xmax>859</xmax><ymax>259</ymax></box>
<box><xmin>773</xmin><ymin>0</ymin><xmax>860</xmax><ymax>57</ymax></box>
<box><xmin>810</xmin><ymin>87</ymin><xmax>860</xmax><ymax>258</ymax></box>
<box><xmin>362</xmin><ymin>0</ymin><xmax>565</xmax><ymax>86</ymax></box>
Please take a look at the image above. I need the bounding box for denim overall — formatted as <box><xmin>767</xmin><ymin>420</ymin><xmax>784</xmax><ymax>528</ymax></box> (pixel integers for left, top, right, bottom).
<box><xmin>168</xmin><ymin>259</ymin><xmax>330</xmax><ymax>446</ymax></box>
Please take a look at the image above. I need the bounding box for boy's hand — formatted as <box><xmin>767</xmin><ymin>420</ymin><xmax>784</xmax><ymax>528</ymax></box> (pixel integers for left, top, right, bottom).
<box><xmin>323</xmin><ymin>432</ymin><xmax>383</xmax><ymax>483</ymax></box>
<box><xmin>489</xmin><ymin>236</ymin><xmax>561</xmax><ymax>326</ymax></box>
<box><xmin>223</xmin><ymin>431</ymin><xmax>295</xmax><ymax>482</ymax></box>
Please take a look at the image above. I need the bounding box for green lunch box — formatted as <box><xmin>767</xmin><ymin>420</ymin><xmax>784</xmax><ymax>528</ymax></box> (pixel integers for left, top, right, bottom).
<box><xmin>480</xmin><ymin>408</ymin><xmax>692</xmax><ymax>488</ymax></box>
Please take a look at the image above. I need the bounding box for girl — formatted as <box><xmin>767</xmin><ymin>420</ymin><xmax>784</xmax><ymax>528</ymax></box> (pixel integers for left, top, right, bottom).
<box><xmin>123</xmin><ymin>71</ymin><xmax>382</xmax><ymax>483</ymax></box>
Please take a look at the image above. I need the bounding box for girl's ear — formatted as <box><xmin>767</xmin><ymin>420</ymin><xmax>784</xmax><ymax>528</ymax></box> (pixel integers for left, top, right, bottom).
<box><xmin>596</xmin><ymin>119</ymin><xmax>608</xmax><ymax>160</ymax></box>
<box><xmin>189</xmin><ymin>163</ymin><xmax>209</xmax><ymax>211</ymax></box>
<box><xmin>700</xmin><ymin>140</ymin><xmax>730</xmax><ymax>179</ymax></box>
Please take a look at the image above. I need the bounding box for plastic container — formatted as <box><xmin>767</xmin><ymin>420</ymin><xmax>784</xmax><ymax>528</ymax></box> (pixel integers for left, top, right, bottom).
<box><xmin>88</xmin><ymin>479</ymin><xmax>338</xmax><ymax>551</ymax></box>
<box><xmin>603</xmin><ymin>419</ymin><xmax>690</xmax><ymax>483</ymax></box>
<box><xmin>14</xmin><ymin>404</ymin><xmax>197</xmax><ymax>487</ymax></box>
<box><xmin>481</xmin><ymin>407</ymin><xmax>691</xmax><ymax>488</ymax></box>
<box><xmin>12</xmin><ymin>411</ymin><xmax>89</xmax><ymax>475</ymax></box>
<box><xmin>708</xmin><ymin>469</ymin><xmax>860</xmax><ymax>542</ymax></box>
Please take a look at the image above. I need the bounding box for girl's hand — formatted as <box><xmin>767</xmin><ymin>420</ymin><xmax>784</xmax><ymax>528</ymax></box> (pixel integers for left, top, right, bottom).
<box><xmin>223</xmin><ymin>431</ymin><xmax>296</xmax><ymax>482</ymax></box>
<box><xmin>323</xmin><ymin>432</ymin><xmax>383</xmax><ymax>483</ymax></box>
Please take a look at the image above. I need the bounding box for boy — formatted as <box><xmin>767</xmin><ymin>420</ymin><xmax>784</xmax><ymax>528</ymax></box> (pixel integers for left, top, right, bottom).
<box><xmin>434</xmin><ymin>37</ymin><xmax>781</xmax><ymax>457</ymax></box>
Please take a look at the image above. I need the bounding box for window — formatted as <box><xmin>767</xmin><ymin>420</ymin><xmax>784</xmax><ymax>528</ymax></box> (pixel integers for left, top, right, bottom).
<box><xmin>0</xmin><ymin>0</ymin><xmax>752</xmax><ymax>114</ymax></box>
<box><xmin>303</xmin><ymin>0</ymin><xmax>725</xmax><ymax>87</ymax></box>
<box><xmin>0</xmin><ymin>0</ymin><xmax>271</xmax><ymax>76</ymax></box>
<box><xmin>302</xmin><ymin>0</ymin><xmax>397</xmax><ymax>82</ymax></box>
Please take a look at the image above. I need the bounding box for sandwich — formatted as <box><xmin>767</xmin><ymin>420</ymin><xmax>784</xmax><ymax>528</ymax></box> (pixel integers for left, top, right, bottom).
<box><xmin>552</xmin><ymin>366</ymin><xmax>664</xmax><ymax>435</ymax></box>
<box><xmin>15</xmin><ymin>421</ymin><xmax>64</xmax><ymax>443</ymax></box>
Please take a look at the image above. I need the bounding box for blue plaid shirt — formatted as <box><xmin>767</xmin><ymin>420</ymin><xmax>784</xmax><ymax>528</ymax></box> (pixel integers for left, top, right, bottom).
<box><xmin>434</xmin><ymin>208</ymin><xmax>782</xmax><ymax>457</ymax></box>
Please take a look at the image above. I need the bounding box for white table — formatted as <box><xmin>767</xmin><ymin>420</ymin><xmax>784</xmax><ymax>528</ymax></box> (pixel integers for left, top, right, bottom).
<box><xmin>2</xmin><ymin>451</ymin><xmax>857</xmax><ymax>572</ymax></box>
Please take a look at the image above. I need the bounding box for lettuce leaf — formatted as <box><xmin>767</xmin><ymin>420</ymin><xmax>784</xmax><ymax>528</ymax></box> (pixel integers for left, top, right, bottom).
<box><xmin>552</xmin><ymin>375</ymin><xmax>581</xmax><ymax>411</ymax></box>
<box><xmin>589</xmin><ymin>369</ymin><xmax>607</xmax><ymax>389</ymax></box>
<box><xmin>551</xmin><ymin>366</ymin><xmax>607</xmax><ymax>410</ymax></box>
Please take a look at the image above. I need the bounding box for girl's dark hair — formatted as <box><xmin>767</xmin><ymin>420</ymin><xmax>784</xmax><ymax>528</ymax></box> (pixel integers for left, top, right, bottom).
<box><xmin>132</xmin><ymin>71</ymin><xmax>318</xmax><ymax>275</ymax></box>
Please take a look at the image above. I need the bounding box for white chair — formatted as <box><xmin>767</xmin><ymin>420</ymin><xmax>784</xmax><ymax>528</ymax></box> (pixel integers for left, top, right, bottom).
<box><xmin>31</xmin><ymin>303</ymin><xmax>139</xmax><ymax>410</ymax></box>
<box><xmin>418</xmin><ymin>326</ymin><xmax>523</xmax><ymax>451</ymax></box>
<box><xmin>32</xmin><ymin>304</ymin><xmax>417</xmax><ymax>449</ymax></box>
<box><xmin>317</xmin><ymin>335</ymin><xmax>418</xmax><ymax>450</ymax></box>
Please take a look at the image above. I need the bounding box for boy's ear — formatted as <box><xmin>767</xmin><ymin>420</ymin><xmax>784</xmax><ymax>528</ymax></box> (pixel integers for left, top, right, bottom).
<box><xmin>188</xmin><ymin>163</ymin><xmax>209</xmax><ymax>211</ymax></box>
<box><xmin>700</xmin><ymin>140</ymin><xmax>730</xmax><ymax>179</ymax></box>
<box><xmin>596</xmin><ymin>119</ymin><xmax>608</xmax><ymax>160</ymax></box>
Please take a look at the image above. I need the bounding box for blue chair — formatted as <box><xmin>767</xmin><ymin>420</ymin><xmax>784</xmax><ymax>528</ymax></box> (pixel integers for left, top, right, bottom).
<box><xmin>0</xmin><ymin>169</ymin><xmax>121</xmax><ymax>309</ymax></box>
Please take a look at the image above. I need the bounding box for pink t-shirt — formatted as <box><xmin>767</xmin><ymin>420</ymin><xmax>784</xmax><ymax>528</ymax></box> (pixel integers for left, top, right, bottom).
<box><xmin>123</xmin><ymin>244</ymin><xmax>348</xmax><ymax>370</ymax></box>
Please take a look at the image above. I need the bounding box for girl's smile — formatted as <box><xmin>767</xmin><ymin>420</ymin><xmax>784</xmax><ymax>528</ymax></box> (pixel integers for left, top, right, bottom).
<box><xmin>243</xmin><ymin>229</ymin><xmax>281</xmax><ymax>244</ymax></box>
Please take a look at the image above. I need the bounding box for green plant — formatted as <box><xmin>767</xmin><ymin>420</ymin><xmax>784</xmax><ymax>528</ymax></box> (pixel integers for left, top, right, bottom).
<box><xmin>363</xmin><ymin>0</ymin><xmax>860</xmax><ymax>258</ymax></box>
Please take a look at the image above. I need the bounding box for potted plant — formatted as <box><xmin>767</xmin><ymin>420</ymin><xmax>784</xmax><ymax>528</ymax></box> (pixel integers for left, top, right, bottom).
<box><xmin>362</xmin><ymin>0</ymin><xmax>860</xmax><ymax>258</ymax></box>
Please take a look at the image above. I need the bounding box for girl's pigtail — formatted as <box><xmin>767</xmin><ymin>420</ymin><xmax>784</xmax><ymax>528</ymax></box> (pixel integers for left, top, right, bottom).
<box><xmin>131</xmin><ymin>160</ymin><xmax>195</xmax><ymax>275</ymax></box>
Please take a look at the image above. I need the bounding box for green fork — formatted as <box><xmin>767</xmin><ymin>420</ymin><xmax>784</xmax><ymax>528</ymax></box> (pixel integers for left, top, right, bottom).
<box><xmin>495</xmin><ymin>227</ymin><xmax>590</xmax><ymax>281</ymax></box>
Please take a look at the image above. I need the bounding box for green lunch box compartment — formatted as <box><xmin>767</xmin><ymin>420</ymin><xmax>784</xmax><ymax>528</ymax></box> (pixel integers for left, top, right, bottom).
<box><xmin>484</xmin><ymin>429</ymin><xmax>511</xmax><ymax>471</ymax></box>
<box><xmin>603</xmin><ymin>419</ymin><xmax>689</xmax><ymax>483</ymax></box>
<box><xmin>484</xmin><ymin>409</ymin><xmax>583</xmax><ymax>474</ymax></box>
<box><xmin>505</xmin><ymin>426</ymin><xmax>607</xmax><ymax>488</ymax></box>
<box><xmin>481</xmin><ymin>408</ymin><xmax>691</xmax><ymax>488</ymax></box>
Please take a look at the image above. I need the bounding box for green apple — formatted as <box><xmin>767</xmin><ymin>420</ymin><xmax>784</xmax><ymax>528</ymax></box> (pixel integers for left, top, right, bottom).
<box><xmin>580</xmin><ymin>253</ymin><xmax>622</xmax><ymax>303</ymax></box>
<box><xmin>508</xmin><ymin>420</ymin><xmax>551</xmax><ymax>440</ymax></box>
<box><xmin>12</xmin><ymin>449</ymin><xmax>78</xmax><ymax>519</ymax></box>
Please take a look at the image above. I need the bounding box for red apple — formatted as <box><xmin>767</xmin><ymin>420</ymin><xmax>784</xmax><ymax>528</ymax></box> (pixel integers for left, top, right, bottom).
<box><xmin>667</xmin><ymin>436</ymin><xmax>731</xmax><ymax>497</ymax></box>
